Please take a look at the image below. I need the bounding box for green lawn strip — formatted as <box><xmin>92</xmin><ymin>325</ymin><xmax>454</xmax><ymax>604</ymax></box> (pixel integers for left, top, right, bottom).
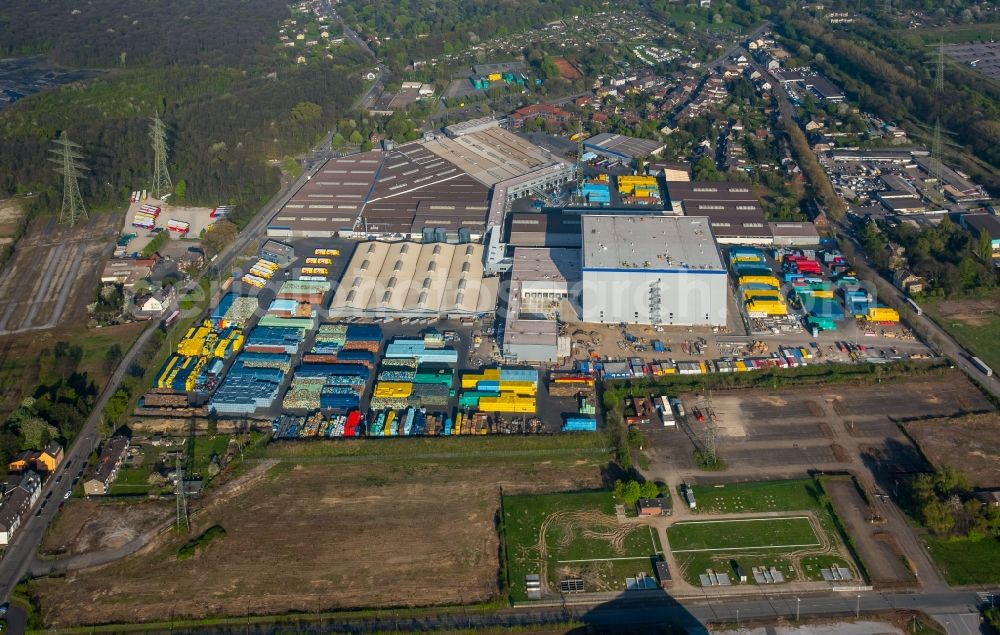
<box><xmin>502</xmin><ymin>491</ymin><xmax>660</xmax><ymax>601</ymax></box>
<box><xmin>668</xmin><ymin>517</ymin><xmax>819</xmax><ymax>552</ymax></box>
<box><xmin>687</xmin><ymin>479</ymin><xmax>823</xmax><ymax>514</ymax></box>
<box><xmin>926</xmin><ymin>535</ymin><xmax>1000</xmax><ymax>585</ymax></box>
<box><xmin>925</xmin><ymin>304</ymin><xmax>1000</xmax><ymax>373</ymax></box>
<box><xmin>190</xmin><ymin>435</ymin><xmax>230</xmax><ymax>475</ymax></box>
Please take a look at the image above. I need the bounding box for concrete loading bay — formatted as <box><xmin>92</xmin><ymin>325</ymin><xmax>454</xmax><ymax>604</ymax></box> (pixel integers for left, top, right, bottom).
<box><xmin>0</xmin><ymin>213</ymin><xmax>119</xmax><ymax>335</ymax></box>
<box><xmin>233</xmin><ymin>236</ymin><xmax>930</xmax><ymax>385</ymax></box>
<box><xmin>639</xmin><ymin>374</ymin><xmax>994</xmax><ymax>592</ymax></box>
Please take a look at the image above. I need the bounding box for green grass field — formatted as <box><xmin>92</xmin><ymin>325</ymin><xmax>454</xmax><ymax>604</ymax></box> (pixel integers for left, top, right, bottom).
<box><xmin>926</xmin><ymin>535</ymin><xmax>1000</xmax><ymax>585</ymax></box>
<box><xmin>686</xmin><ymin>479</ymin><xmax>824</xmax><ymax>514</ymax></box>
<box><xmin>928</xmin><ymin>307</ymin><xmax>1000</xmax><ymax>375</ymax></box>
<box><xmin>899</xmin><ymin>22</ymin><xmax>1000</xmax><ymax>45</ymax></box>
<box><xmin>502</xmin><ymin>491</ymin><xmax>662</xmax><ymax>601</ymax></box>
<box><xmin>190</xmin><ymin>435</ymin><xmax>231</xmax><ymax>477</ymax></box>
<box><xmin>671</xmin><ymin>479</ymin><xmax>862</xmax><ymax>585</ymax></box>
<box><xmin>668</xmin><ymin>517</ymin><xmax>820</xmax><ymax>552</ymax></box>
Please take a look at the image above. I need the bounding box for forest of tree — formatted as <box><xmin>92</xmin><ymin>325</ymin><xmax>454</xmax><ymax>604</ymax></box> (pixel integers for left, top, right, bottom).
<box><xmin>775</xmin><ymin>17</ymin><xmax>1000</xmax><ymax>195</ymax></box>
<box><xmin>0</xmin><ymin>0</ymin><xmax>367</xmax><ymax>224</ymax></box>
<box><xmin>0</xmin><ymin>0</ymin><xmax>286</xmax><ymax>68</ymax></box>
<box><xmin>336</xmin><ymin>0</ymin><xmax>615</xmax><ymax>70</ymax></box>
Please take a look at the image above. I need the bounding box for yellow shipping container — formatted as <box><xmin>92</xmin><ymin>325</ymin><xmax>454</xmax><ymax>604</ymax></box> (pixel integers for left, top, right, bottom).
<box><xmin>743</xmin><ymin>289</ymin><xmax>783</xmax><ymax>301</ymax></box>
<box><xmin>373</xmin><ymin>382</ymin><xmax>413</xmax><ymax>399</ymax></box>
<box><xmin>738</xmin><ymin>276</ymin><xmax>780</xmax><ymax>288</ymax></box>
<box><xmin>478</xmin><ymin>395</ymin><xmax>536</xmax><ymax>413</ymax></box>
<box><xmin>812</xmin><ymin>290</ymin><xmax>834</xmax><ymax>299</ymax></box>
<box><xmin>497</xmin><ymin>381</ymin><xmax>537</xmax><ymax>395</ymax></box>
<box><xmin>488</xmin><ymin>73</ymin><xmax>502</xmax><ymax>81</ymax></box>
<box><xmin>867</xmin><ymin>307</ymin><xmax>900</xmax><ymax>322</ymax></box>
<box><xmin>461</xmin><ymin>368</ymin><xmax>500</xmax><ymax>389</ymax></box>
<box><xmin>746</xmin><ymin>300</ymin><xmax>788</xmax><ymax>316</ymax></box>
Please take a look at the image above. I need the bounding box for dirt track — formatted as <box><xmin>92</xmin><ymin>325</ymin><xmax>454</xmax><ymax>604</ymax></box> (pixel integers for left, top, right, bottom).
<box><xmin>32</xmin><ymin>457</ymin><xmax>603</xmax><ymax>628</ymax></box>
<box><xmin>824</xmin><ymin>479</ymin><xmax>913</xmax><ymax>587</ymax></box>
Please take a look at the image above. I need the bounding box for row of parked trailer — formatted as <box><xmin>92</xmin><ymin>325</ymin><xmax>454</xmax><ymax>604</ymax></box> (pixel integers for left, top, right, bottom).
<box><xmin>586</xmin><ymin>347</ymin><xmax>817</xmax><ymax>381</ymax></box>
<box><xmin>242</xmin><ymin>258</ymin><xmax>281</xmax><ymax>288</ymax></box>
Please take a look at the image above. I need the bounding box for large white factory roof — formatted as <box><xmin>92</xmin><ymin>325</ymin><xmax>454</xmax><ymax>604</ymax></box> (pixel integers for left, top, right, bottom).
<box><xmin>581</xmin><ymin>215</ymin><xmax>724</xmax><ymax>272</ymax></box>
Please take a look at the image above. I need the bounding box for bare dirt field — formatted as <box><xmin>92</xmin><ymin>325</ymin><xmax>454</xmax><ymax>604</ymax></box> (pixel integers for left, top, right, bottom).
<box><xmin>31</xmin><ymin>457</ymin><xmax>604</xmax><ymax>628</ymax></box>
<box><xmin>41</xmin><ymin>500</ymin><xmax>173</xmax><ymax>558</ymax></box>
<box><xmin>824</xmin><ymin>479</ymin><xmax>913</xmax><ymax>587</ymax></box>
<box><xmin>907</xmin><ymin>412</ymin><xmax>1000</xmax><ymax>488</ymax></box>
<box><xmin>0</xmin><ymin>198</ymin><xmax>26</xmax><ymax>247</ymax></box>
<box><xmin>0</xmin><ymin>212</ymin><xmax>120</xmax><ymax>334</ymax></box>
<box><xmin>930</xmin><ymin>296</ymin><xmax>1000</xmax><ymax>327</ymax></box>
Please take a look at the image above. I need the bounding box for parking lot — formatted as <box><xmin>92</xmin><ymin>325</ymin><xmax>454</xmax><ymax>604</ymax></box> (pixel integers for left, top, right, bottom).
<box><xmin>641</xmin><ymin>374</ymin><xmax>990</xmax><ymax>485</ymax></box>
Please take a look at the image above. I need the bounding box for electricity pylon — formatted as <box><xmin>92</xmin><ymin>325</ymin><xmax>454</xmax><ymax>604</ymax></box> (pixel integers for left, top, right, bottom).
<box><xmin>48</xmin><ymin>132</ymin><xmax>88</xmax><ymax>227</ymax></box>
<box><xmin>150</xmin><ymin>113</ymin><xmax>173</xmax><ymax>200</ymax></box>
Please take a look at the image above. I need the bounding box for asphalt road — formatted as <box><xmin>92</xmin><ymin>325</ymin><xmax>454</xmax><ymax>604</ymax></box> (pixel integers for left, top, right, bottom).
<box><xmin>0</xmin><ymin>323</ymin><xmax>158</xmax><ymax>623</ymax></box>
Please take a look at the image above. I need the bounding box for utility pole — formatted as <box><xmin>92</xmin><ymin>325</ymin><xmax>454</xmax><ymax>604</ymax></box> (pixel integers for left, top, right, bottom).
<box><xmin>150</xmin><ymin>113</ymin><xmax>173</xmax><ymax>200</ymax></box>
<box><xmin>928</xmin><ymin>41</ymin><xmax>945</xmax><ymax>193</ymax></box>
<box><xmin>48</xmin><ymin>132</ymin><xmax>88</xmax><ymax>227</ymax></box>
<box><xmin>175</xmin><ymin>454</ymin><xmax>188</xmax><ymax>531</ymax></box>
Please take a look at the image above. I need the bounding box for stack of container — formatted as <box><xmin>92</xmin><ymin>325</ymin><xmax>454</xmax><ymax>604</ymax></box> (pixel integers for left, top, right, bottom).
<box><xmin>277</xmin><ymin>280</ymin><xmax>331</xmax><ymax>304</ymax></box>
<box><xmin>154</xmin><ymin>355</ymin><xmax>207</xmax><ymax>393</ymax></box>
<box><xmin>132</xmin><ymin>204</ymin><xmax>160</xmax><ymax>229</ymax></box>
<box><xmin>210</xmin><ymin>352</ymin><xmax>289</xmax><ymax>415</ymax></box>
<box><xmin>563</xmin><ymin>417</ymin><xmax>598</xmax><ymax>432</ymax></box>
<box><xmin>579</xmin><ymin>181</ymin><xmax>611</xmax><ymax>205</ymax></box>
<box><xmin>343</xmin><ymin>324</ymin><xmax>383</xmax><ymax>353</ymax></box>
<box><xmin>410</xmin><ymin>383</ymin><xmax>450</xmax><ymax>407</ymax></box>
<box><xmin>243</xmin><ymin>326</ymin><xmax>303</xmax><ymax>355</ymax></box>
<box><xmin>313</xmin><ymin>323</ymin><xmax>348</xmax><ymax>354</ymax></box>
<box><xmin>267</xmin><ymin>298</ymin><xmax>314</xmax><ymax>318</ymax></box>
<box><xmin>221</xmin><ymin>296</ymin><xmax>258</xmax><ymax>329</ymax></box>
<box><xmin>320</xmin><ymin>385</ymin><xmax>362</xmax><ymax>410</ymax></box>
<box><xmin>616</xmin><ymin>175</ymin><xmax>661</xmax><ymax>204</ymax></box>
<box><xmin>256</xmin><ymin>314</ymin><xmax>317</xmax><ymax>332</ymax></box>
<box><xmin>211</xmin><ymin>293</ymin><xmax>237</xmax><ymax>327</ymax></box>
<box><xmin>384</xmin><ymin>338</ymin><xmax>458</xmax><ymax>363</ymax></box>
<box><xmin>460</xmin><ymin>367</ymin><xmax>538</xmax><ymax>413</ymax></box>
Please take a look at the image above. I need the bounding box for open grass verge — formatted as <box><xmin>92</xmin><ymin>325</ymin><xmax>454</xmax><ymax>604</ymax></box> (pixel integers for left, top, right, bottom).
<box><xmin>926</xmin><ymin>304</ymin><xmax>1000</xmax><ymax>375</ymax></box>
<box><xmin>668</xmin><ymin>517</ymin><xmax>819</xmax><ymax>552</ymax></box>
<box><xmin>263</xmin><ymin>433</ymin><xmax>610</xmax><ymax>461</ymax></box>
<box><xmin>925</xmin><ymin>535</ymin><xmax>1000</xmax><ymax>585</ymax></box>
<box><xmin>687</xmin><ymin>478</ymin><xmax>825</xmax><ymax>514</ymax></box>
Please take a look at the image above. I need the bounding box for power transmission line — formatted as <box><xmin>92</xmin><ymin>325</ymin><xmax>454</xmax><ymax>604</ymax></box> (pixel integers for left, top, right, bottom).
<box><xmin>929</xmin><ymin>42</ymin><xmax>945</xmax><ymax>191</ymax></box>
<box><xmin>48</xmin><ymin>132</ymin><xmax>88</xmax><ymax>227</ymax></box>
<box><xmin>175</xmin><ymin>454</ymin><xmax>189</xmax><ymax>531</ymax></box>
<box><xmin>150</xmin><ymin>113</ymin><xmax>173</xmax><ymax>200</ymax></box>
